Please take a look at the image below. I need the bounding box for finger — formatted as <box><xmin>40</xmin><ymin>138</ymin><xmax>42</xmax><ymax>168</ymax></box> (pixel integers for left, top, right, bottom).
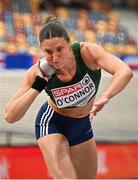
<box><xmin>89</xmin><ymin>111</ymin><xmax>96</xmax><ymax>119</ymax></box>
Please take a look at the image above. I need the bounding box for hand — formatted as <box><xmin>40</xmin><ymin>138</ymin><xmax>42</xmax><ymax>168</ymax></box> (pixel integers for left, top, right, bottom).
<box><xmin>89</xmin><ymin>96</ymin><xmax>109</xmax><ymax>119</ymax></box>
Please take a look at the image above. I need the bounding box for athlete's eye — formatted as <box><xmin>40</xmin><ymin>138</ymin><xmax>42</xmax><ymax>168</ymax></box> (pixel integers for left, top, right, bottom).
<box><xmin>56</xmin><ymin>46</ymin><xmax>63</xmax><ymax>52</ymax></box>
<box><xmin>44</xmin><ymin>49</ymin><xmax>53</xmax><ymax>55</ymax></box>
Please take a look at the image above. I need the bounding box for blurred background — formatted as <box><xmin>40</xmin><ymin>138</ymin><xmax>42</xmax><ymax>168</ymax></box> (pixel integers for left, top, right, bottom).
<box><xmin>0</xmin><ymin>0</ymin><xmax>138</xmax><ymax>179</ymax></box>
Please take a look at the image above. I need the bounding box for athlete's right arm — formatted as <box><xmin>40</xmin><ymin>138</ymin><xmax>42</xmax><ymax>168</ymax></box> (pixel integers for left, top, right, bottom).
<box><xmin>4</xmin><ymin>64</ymin><xmax>46</xmax><ymax>123</ymax></box>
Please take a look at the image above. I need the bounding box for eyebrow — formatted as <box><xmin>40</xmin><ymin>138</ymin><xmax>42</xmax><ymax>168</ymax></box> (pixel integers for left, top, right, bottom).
<box><xmin>44</xmin><ymin>44</ymin><xmax>64</xmax><ymax>52</ymax></box>
<box><xmin>44</xmin><ymin>48</ymin><xmax>53</xmax><ymax>52</ymax></box>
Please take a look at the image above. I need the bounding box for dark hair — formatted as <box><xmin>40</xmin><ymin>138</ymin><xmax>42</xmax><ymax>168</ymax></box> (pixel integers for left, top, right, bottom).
<box><xmin>39</xmin><ymin>15</ymin><xmax>70</xmax><ymax>44</ymax></box>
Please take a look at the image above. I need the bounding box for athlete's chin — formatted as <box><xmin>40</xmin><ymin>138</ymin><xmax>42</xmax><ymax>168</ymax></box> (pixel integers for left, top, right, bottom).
<box><xmin>53</xmin><ymin>63</ymin><xmax>63</xmax><ymax>69</ymax></box>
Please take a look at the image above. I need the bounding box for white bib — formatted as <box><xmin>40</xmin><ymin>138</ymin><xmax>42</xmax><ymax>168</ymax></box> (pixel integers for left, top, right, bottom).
<box><xmin>51</xmin><ymin>73</ymin><xmax>96</xmax><ymax>108</ymax></box>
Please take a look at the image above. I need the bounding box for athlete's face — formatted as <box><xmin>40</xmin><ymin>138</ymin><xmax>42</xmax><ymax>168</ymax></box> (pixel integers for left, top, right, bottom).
<box><xmin>41</xmin><ymin>37</ymin><xmax>71</xmax><ymax>69</ymax></box>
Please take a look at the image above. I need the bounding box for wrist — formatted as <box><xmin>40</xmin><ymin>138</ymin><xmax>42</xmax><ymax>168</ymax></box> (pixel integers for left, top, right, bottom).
<box><xmin>31</xmin><ymin>75</ymin><xmax>47</xmax><ymax>93</ymax></box>
<box><xmin>102</xmin><ymin>93</ymin><xmax>111</xmax><ymax>100</ymax></box>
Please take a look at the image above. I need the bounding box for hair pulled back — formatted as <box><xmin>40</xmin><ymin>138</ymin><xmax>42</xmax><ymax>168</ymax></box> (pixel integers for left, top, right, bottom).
<box><xmin>39</xmin><ymin>15</ymin><xmax>70</xmax><ymax>44</ymax></box>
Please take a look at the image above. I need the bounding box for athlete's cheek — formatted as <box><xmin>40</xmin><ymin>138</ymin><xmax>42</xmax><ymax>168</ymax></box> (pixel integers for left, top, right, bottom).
<box><xmin>62</xmin><ymin>53</ymin><xmax>69</xmax><ymax>61</ymax></box>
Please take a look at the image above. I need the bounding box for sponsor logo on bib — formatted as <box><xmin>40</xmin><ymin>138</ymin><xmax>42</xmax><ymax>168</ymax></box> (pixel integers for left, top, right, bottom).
<box><xmin>51</xmin><ymin>73</ymin><xmax>96</xmax><ymax>108</ymax></box>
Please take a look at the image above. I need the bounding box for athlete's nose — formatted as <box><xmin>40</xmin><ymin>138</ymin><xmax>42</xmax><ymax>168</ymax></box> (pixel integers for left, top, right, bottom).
<box><xmin>52</xmin><ymin>52</ymin><xmax>59</xmax><ymax>62</ymax></box>
<box><xmin>53</xmin><ymin>57</ymin><xmax>58</xmax><ymax>63</ymax></box>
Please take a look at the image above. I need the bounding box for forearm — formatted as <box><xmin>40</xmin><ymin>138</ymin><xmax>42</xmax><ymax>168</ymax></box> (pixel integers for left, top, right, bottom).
<box><xmin>102</xmin><ymin>68</ymin><xmax>133</xmax><ymax>99</ymax></box>
<box><xmin>5</xmin><ymin>89</ymin><xmax>39</xmax><ymax>123</ymax></box>
<box><xmin>90</xmin><ymin>68</ymin><xmax>133</xmax><ymax>118</ymax></box>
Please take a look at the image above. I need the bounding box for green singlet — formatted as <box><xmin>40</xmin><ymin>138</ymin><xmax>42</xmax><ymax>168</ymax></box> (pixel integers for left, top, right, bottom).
<box><xmin>45</xmin><ymin>42</ymin><xmax>101</xmax><ymax>108</ymax></box>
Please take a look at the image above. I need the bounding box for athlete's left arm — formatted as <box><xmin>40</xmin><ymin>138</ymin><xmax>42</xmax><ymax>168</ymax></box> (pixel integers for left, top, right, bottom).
<box><xmin>82</xmin><ymin>43</ymin><xmax>133</xmax><ymax>117</ymax></box>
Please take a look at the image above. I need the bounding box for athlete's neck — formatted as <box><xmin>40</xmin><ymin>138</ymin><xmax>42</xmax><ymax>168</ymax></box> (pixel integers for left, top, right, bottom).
<box><xmin>56</xmin><ymin>57</ymin><xmax>76</xmax><ymax>82</ymax></box>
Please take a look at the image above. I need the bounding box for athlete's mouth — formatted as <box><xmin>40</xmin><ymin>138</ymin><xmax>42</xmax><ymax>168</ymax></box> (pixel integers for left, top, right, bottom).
<box><xmin>53</xmin><ymin>61</ymin><xmax>62</xmax><ymax>66</ymax></box>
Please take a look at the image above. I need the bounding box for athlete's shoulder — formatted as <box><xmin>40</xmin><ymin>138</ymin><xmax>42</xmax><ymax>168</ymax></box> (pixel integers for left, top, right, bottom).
<box><xmin>25</xmin><ymin>63</ymin><xmax>38</xmax><ymax>74</ymax></box>
<box><xmin>80</xmin><ymin>42</ymin><xmax>102</xmax><ymax>50</ymax></box>
<box><xmin>80</xmin><ymin>42</ymin><xmax>106</xmax><ymax>59</ymax></box>
<box><xmin>79</xmin><ymin>42</ymin><xmax>104</xmax><ymax>70</ymax></box>
<box><xmin>23</xmin><ymin>63</ymin><xmax>38</xmax><ymax>83</ymax></box>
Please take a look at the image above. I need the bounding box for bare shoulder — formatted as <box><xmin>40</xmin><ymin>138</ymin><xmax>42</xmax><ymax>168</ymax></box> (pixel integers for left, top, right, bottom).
<box><xmin>80</xmin><ymin>42</ymin><xmax>105</xmax><ymax>59</ymax></box>
<box><xmin>80</xmin><ymin>42</ymin><xmax>132</xmax><ymax>75</ymax></box>
<box><xmin>22</xmin><ymin>63</ymin><xmax>38</xmax><ymax>86</ymax></box>
<box><xmin>80</xmin><ymin>42</ymin><xmax>104</xmax><ymax>70</ymax></box>
<box><xmin>25</xmin><ymin>63</ymin><xmax>38</xmax><ymax>76</ymax></box>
